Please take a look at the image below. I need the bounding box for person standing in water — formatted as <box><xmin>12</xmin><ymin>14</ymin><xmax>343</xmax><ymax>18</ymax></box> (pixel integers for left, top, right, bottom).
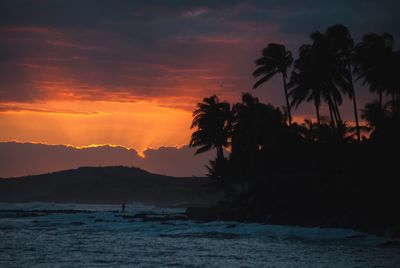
<box><xmin>121</xmin><ymin>203</ymin><xmax>126</xmax><ymax>213</ymax></box>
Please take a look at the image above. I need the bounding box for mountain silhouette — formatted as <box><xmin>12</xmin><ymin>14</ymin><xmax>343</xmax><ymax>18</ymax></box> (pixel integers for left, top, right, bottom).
<box><xmin>0</xmin><ymin>166</ymin><xmax>221</xmax><ymax>207</ymax></box>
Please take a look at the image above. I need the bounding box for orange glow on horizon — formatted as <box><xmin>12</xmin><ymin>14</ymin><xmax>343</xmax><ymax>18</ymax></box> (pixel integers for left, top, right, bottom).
<box><xmin>0</xmin><ymin>99</ymin><xmax>193</xmax><ymax>153</ymax></box>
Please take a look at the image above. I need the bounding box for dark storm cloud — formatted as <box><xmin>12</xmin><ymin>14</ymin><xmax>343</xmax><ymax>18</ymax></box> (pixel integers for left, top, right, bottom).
<box><xmin>1</xmin><ymin>0</ymin><xmax>399</xmax><ymax>106</ymax></box>
<box><xmin>2</xmin><ymin>1</ymin><xmax>399</xmax><ymax>37</ymax></box>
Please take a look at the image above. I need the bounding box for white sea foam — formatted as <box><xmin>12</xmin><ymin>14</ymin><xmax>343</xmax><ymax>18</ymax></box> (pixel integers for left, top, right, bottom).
<box><xmin>0</xmin><ymin>202</ymin><xmax>399</xmax><ymax>267</ymax></box>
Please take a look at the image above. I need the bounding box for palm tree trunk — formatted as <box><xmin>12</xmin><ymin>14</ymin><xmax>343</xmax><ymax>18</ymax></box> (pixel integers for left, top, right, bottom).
<box><xmin>331</xmin><ymin>101</ymin><xmax>339</xmax><ymax>126</ymax></box>
<box><xmin>327</xmin><ymin>96</ymin><xmax>338</xmax><ymax>127</ymax></box>
<box><xmin>282</xmin><ymin>73</ymin><xmax>292</xmax><ymax>126</ymax></box>
<box><xmin>328</xmin><ymin>101</ymin><xmax>334</xmax><ymax>126</ymax></box>
<box><xmin>333</xmin><ymin>98</ymin><xmax>342</xmax><ymax>124</ymax></box>
<box><xmin>217</xmin><ymin>146</ymin><xmax>224</xmax><ymax>161</ymax></box>
<box><xmin>314</xmin><ymin>100</ymin><xmax>321</xmax><ymax>126</ymax></box>
<box><xmin>314</xmin><ymin>100</ymin><xmax>321</xmax><ymax>141</ymax></box>
<box><xmin>347</xmin><ymin>65</ymin><xmax>361</xmax><ymax>142</ymax></box>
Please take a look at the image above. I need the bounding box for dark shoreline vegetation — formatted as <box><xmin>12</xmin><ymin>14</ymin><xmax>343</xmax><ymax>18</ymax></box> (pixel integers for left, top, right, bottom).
<box><xmin>187</xmin><ymin>24</ymin><xmax>400</xmax><ymax>238</ymax></box>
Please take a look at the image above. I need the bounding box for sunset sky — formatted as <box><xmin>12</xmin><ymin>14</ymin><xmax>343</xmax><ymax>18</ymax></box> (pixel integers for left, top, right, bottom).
<box><xmin>1</xmin><ymin>0</ymin><xmax>399</xmax><ymax>153</ymax></box>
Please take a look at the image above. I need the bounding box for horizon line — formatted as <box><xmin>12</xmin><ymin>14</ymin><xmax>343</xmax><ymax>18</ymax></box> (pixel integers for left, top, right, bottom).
<box><xmin>0</xmin><ymin>140</ymin><xmax>193</xmax><ymax>157</ymax></box>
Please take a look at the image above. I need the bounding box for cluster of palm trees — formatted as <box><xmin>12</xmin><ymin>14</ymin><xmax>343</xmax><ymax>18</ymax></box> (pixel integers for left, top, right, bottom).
<box><xmin>188</xmin><ymin>25</ymin><xmax>400</xmax><ymax>228</ymax></box>
<box><xmin>190</xmin><ymin>93</ymin><xmax>284</xmax><ymax>158</ymax></box>
<box><xmin>190</xmin><ymin>24</ymin><xmax>400</xmax><ymax>170</ymax></box>
<box><xmin>191</xmin><ymin>93</ymin><xmax>288</xmax><ymax>182</ymax></box>
<box><xmin>253</xmin><ymin>24</ymin><xmax>399</xmax><ymax>142</ymax></box>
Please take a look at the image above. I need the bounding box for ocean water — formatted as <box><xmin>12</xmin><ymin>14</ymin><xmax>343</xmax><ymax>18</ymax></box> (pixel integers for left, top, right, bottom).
<box><xmin>0</xmin><ymin>203</ymin><xmax>399</xmax><ymax>267</ymax></box>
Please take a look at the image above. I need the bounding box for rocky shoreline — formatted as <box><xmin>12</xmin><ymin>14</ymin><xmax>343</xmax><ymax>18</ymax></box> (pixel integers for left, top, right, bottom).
<box><xmin>185</xmin><ymin>202</ymin><xmax>400</xmax><ymax>240</ymax></box>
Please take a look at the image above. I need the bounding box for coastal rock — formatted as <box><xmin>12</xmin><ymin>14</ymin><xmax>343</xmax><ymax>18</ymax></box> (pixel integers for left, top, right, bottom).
<box><xmin>379</xmin><ymin>240</ymin><xmax>400</xmax><ymax>248</ymax></box>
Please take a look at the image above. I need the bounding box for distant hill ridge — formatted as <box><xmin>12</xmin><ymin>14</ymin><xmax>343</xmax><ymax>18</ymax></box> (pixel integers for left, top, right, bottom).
<box><xmin>0</xmin><ymin>166</ymin><xmax>221</xmax><ymax>207</ymax></box>
<box><xmin>0</xmin><ymin>141</ymin><xmax>216</xmax><ymax>178</ymax></box>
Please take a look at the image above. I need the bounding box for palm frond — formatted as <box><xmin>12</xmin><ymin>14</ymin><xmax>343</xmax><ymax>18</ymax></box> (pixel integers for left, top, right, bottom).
<box><xmin>252</xmin><ymin>71</ymin><xmax>277</xmax><ymax>89</ymax></box>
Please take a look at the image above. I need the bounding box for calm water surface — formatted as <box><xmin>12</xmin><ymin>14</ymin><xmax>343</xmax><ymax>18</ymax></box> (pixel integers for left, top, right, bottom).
<box><xmin>0</xmin><ymin>203</ymin><xmax>399</xmax><ymax>267</ymax></box>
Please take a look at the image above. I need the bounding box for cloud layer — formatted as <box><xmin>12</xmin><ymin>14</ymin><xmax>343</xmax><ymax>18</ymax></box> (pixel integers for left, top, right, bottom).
<box><xmin>2</xmin><ymin>0</ymin><xmax>398</xmax><ymax>107</ymax></box>
<box><xmin>0</xmin><ymin>142</ymin><xmax>215</xmax><ymax>178</ymax></box>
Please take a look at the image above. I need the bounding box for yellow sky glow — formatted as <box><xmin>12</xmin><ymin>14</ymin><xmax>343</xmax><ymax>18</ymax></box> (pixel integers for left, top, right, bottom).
<box><xmin>0</xmin><ymin>99</ymin><xmax>193</xmax><ymax>153</ymax></box>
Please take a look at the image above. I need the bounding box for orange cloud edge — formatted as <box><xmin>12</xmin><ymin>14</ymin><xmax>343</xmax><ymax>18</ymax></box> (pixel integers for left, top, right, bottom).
<box><xmin>1</xmin><ymin>140</ymin><xmax>192</xmax><ymax>159</ymax></box>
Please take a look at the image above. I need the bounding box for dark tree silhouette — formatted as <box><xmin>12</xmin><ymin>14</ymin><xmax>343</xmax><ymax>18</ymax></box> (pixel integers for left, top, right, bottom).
<box><xmin>310</xmin><ymin>30</ymin><xmax>350</xmax><ymax>127</ymax></box>
<box><xmin>296</xmin><ymin>119</ymin><xmax>321</xmax><ymax>142</ymax></box>
<box><xmin>288</xmin><ymin>44</ymin><xmax>323</xmax><ymax>126</ymax></box>
<box><xmin>253</xmin><ymin>44</ymin><xmax>293</xmax><ymax>125</ymax></box>
<box><xmin>361</xmin><ymin>101</ymin><xmax>388</xmax><ymax>129</ymax></box>
<box><xmin>354</xmin><ymin>33</ymin><xmax>395</xmax><ymax>109</ymax></box>
<box><xmin>190</xmin><ymin>95</ymin><xmax>231</xmax><ymax>161</ymax></box>
<box><xmin>289</xmin><ymin>27</ymin><xmax>351</xmax><ymax>129</ymax></box>
<box><xmin>231</xmin><ymin>93</ymin><xmax>283</xmax><ymax>159</ymax></box>
<box><xmin>361</xmin><ymin>100</ymin><xmax>400</xmax><ymax>143</ymax></box>
<box><xmin>187</xmin><ymin>24</ymin><xmax>400</xmax><ymax>238</ymax></box>
<box><xmin>386</xmin><ymin>51</ymin><xmax>400</xmax><ymax>113</ymax></box>
<box><xmin>326</xmin><ymin>24</ymin><xmax>361</xmax><ymax>142</ymax></box>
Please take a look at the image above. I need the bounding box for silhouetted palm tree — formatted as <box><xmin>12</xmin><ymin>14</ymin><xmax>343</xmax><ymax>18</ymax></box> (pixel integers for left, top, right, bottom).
<box><xmin>360</xmin><ymin>100</ymin><xmax>400</xmax><ymax>143</ymax></box>
<box><xmin>297</xmin><ymin>118</ymin><xmax>357</xmax><ymax>143</ymax></box>
<box><xmin>289</xmin><ymin>27</ymin><xmax>351</xmax><ymax>129</ymax></box>
<box><xmin>230</xmin><ymin>93</ymin><xmax>284</xmax><ymax>178</ymax></box>
<box><xmin>296</xmin><ymin>119</ymin><xmax>321</xmax><ymax>142</ymax></box>
<box><xmin>288</xmin><ymin>44</ymin><xmax>323</xmax><ymax>126</ymax></box>
<box><xmin>310</xmin><ymin>30</ymin><xmax>350</xmax><ymax>127</ymax></box>
<box><xmin>288</xmin><ymin>43</ymin><xmax>337</xmax><ymax>127</ymax></box>
<box><xmin>386</xmin><ymin>51</ymin><xmax>400</xmax><ymax>113</ymax></box>
<box><xmin>326</xmin><ymin>24</ymin><xmax>361</xmax><ymax>142</ymax></box>
<box><xmin>190</xmin><ymin>95</ymin><xmax>231</xmax><ymax>161</ymax></box>
<box><xmin>231</xmin><ymin>93</ymin><xmax>282</xmax><ymax>155</ymax></box>
<box><xmin>253</xmin><ymin>44</ymin><xmax>293</xmax><ymax>125</ymax></box>
<box><xmin>354</xmin><ymin>33</ymin><xmax>395</xmax><ymax>109</ymax></box>
<box><xmin>361</xmin><ymin>101</ymin><xmax>387</xmax><ymax>129</ymax></box>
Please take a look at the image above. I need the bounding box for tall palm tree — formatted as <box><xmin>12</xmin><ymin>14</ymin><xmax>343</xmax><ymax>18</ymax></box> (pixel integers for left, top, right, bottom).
<box><xmin>386</xmin><ymin>50</ymin><xmax>400</xmax><ymax>114</ymax></box>
<box><xmin>288</xmin><ymin>45</ymin><xmax>323</xmax><ymax>126</ymax></box>
<box><xmin>190</xmin><ymin>95</ymin><xmax>231</xmax><ymax>161</ymax></box>
<box><xmin>353</xmin><ymin>32</ymin><xmax>395</xmax><ymax>109</ymax></box>
<box><xmin>230</xmin><ymin>93</ymin><xmax>284</xmax><ymax>178</ymax></box>
<box><xmin>289</xmin><ymin>28</ymin><xmax>350</xmax><ymax>130</ymax></box>
<box><xmin>231</xmin><ymin>93</ymin><xmax>283</xmax><ymax>155</ymax></box>
<box><xmin>288</xmin><ymin>43</ymin><xmax>337</xmax><ymax>127</ymax></box>
<box><xmin>230</xmin><ymin>93</ymin><xmax>262</xmax><ymax>175</ymax></box>
<box><xmin>253</xmin><ymin>43</ymin><xmax>293</xmax><ymax>125</ymax></box>
<box><xmin>310</xmin><ymin>30</ymin><xmax>349</xmax><ymax>128</ymax></box>
<box><xmin>325</xmin><ymin>24</ymin><xmax>361</xmax><ymax>142</ymax></box>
